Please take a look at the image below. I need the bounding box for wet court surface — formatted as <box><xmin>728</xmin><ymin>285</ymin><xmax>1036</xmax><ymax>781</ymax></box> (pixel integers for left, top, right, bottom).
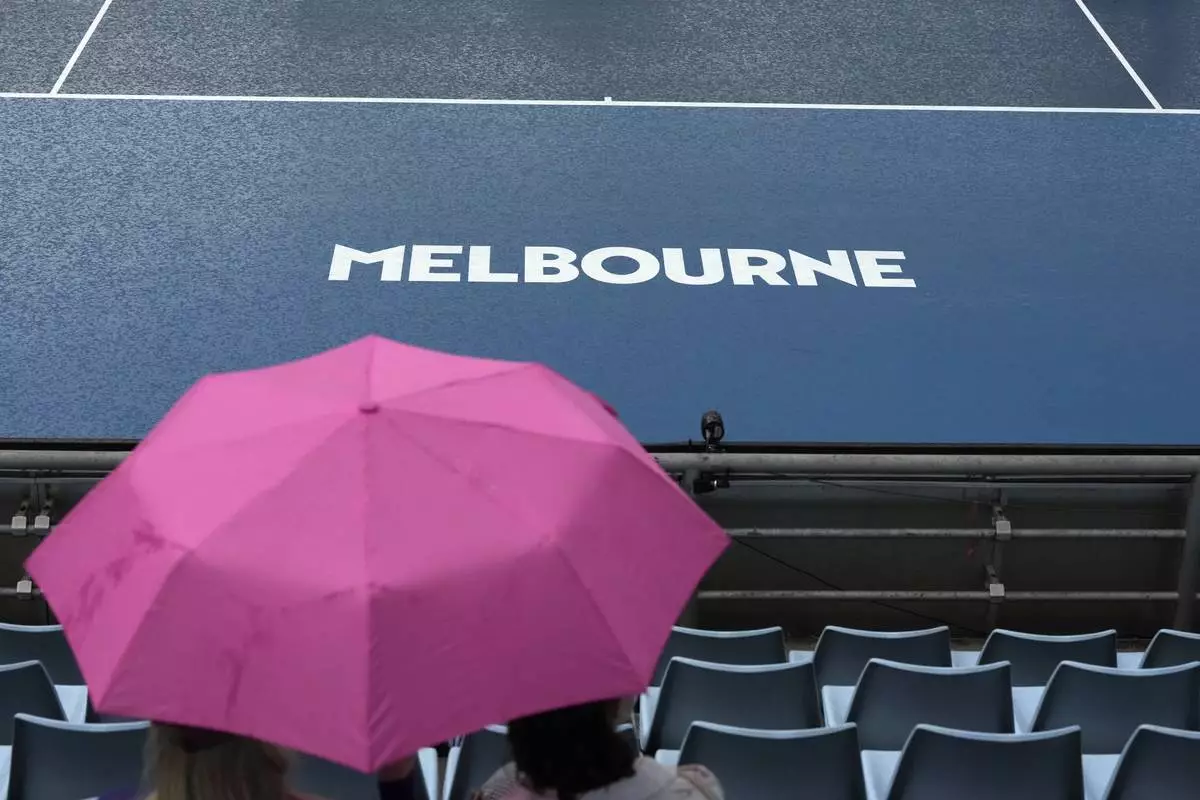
<box><xmin>1</xmin><ymin>1</ymin><xmax>1198</xmax><ymax>444</ymax></box>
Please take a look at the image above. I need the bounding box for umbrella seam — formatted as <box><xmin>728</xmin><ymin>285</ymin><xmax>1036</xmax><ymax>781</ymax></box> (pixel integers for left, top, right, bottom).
<box><xmin>362</xmin><ymin>394</ymin><xmax>376</xmax><ymax>767</ymax></box>
<box><xmin>551</xmin><ymin>541</ymin><xmax>643</xmax><ymax>685</ymax></box>
<box><xmin>375</xmin><ymin>411</ymin><xmax>648</xmax><ymax>696</ymax></box>
<box><xmin>547</xmin><ymin>443</ymin><xmax>707</xmax><ymax>680</ymax></box>
<box><xmin>130</xmin><ymin>412</ymin><xmax>361</xmax><ymax>561</ymax></box>
<box><xmin>374</xmin><ymin>361</ymin><xmax>535</xmax><ymax>407</ymax></box>
<box><xmin>88</xmin><ymin>417</ymin><xmax>361</xmax><ymax>720</ymax></box>
<box><xmin>373</xmin><ymin>406</ymin><xmax>631</xmax><ymax>457</ymax></box>
<box><xmin>134</xmin><ymin>407</ymin><xmax>353</xmax><ymax>461</ymax></box>
<box><xmin>374</xmin><ymin>412</ymin><xmax>550</xmax><ymax>537</ymax></box>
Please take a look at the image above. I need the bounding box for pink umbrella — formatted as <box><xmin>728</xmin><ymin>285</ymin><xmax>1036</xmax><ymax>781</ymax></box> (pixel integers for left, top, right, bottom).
<box><xmin>26</xmin><ymin>336</ymin><xmax>728</xmax><ymax>772</ymax></box>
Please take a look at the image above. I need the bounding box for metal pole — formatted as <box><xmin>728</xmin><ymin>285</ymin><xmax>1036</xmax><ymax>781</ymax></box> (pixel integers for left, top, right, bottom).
<box><xmin>0</xmin><ymin>588</ymin><xmax>41</xmax><ymax>598</ymax></box>
<box><xmin>0</xmin><ymin>450</ymin><xmax>128</xmax><ymax>471</ymax></box>
<box><xmin>675</xmin><ymin>469</ymin><xmax>703</xmax><ymax>629</ymax></box>
<box><xmin>726</xmin><ymin>527</ymin><xmax>1185</xmax><ymax>540</ymax></box>
<box><xmin>655</xmin><ymin>452</ymin><xmax>1200</xmax><ymax>476</ymax></box>
<box><xmin>698</xmin><ymin>590</ymin><xmax>1197</xmax><ymax>602</ymax></box>
<box><xmin>1172</xmin><ymin>475</ymin><xmax>1200</xmax><ymax>631</ymax></box>
<box><xmin>4</xmin><ymin>447</ymin><xmax>1200</xmax><ymax>476</ymax></box>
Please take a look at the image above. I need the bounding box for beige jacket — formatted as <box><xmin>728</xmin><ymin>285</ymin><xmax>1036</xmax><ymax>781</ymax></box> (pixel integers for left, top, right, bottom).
<box><xmin>478</xmin><ymin>757</ymin><xmax>724</xmax><ymax>800</ymax></box>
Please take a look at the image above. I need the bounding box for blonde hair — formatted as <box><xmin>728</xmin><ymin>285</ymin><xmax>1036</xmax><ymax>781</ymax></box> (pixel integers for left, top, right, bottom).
<box><xmin>145</xmin><ymin>723</ymin><xmax>290</xmax><ymax>800</ymax></box>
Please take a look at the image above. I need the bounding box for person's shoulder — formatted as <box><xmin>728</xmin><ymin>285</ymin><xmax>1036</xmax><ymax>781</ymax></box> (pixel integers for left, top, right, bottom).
<box><xmin>626</xmin><ymin>758</ymin><xmax>723</xmax><ymax>800</ymax></box>
<box><xmin>475</xmin><ymin>762</ymin><xmax>529</xmax><ymax>799</ymax></box>
<box><xmin>671</xmin><ymin>764</ymin><xmax>724</xmax><ymax>799</ymax></box>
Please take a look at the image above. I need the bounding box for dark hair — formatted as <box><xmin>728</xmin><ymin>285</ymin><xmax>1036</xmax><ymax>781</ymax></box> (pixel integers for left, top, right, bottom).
<box><xmin>507</xmin><ymin>699</ymin><xmax>636</xmax><ymax>800</ymax></box>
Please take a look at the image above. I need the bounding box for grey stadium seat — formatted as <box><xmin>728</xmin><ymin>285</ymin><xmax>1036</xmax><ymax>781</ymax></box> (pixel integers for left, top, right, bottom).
<box><xmin>1032</xmin><ymin>661</ymin><xmax>1200</xmax><ymax>753</ymax></box>
<box><xmin>1138</xmin><ymin>629</ymin><xmax>1200</xmax><ymax>669</ymax></box>
<box><xmin>678</xmin><ymin>722</ymin><xmax>866</xmax><ymax>800</ymax></box>
<box><xmin>887</xmin><ymin>724</ymin><xmax>1084</xmax><ymax>800</ymax></box>
<box><xmin>0</xmin><ymin>661</ymin><xmax>67</xmax><ymax>743</ymax></box>
<box><xmin>445</xmin><ymin>726</ymin><xmax>510</xmax><ymax>800</ymax></box>
<box><xmin>8</xmin><ymin>714</ymin><xmax>148</xmax><ymax>800</ymax></box>
<box><xmin>813</xmin><ymin>626</ymin><xmax>952</xmax><ymax>689</ymax></box>
<box><xmin>650</xmin><ymin>626</ymin><xmax>787</xmax><ymax>686</ymax></box>
<box><xmin>846</xmin><ymin>659</ymin><xmax>1014</xmax><ymax>751</ymax></box>
<box><xmin>0</xmin><ymin>623</ymin><xmax>84</xmax><ymax>685</ymax></box>
<box><xmin>978</xmin><ymin>629</ymin><xmax>1117</xmax><ymax>687</ymax></box>
<box><xmin>615</xmin><ymin>722</ymin><xmax>640</xmax><ymax>757</ymax></box>
<box><xmin>1103</xmin><ymin>724</ymin><xmax>1200</xmax><ymax>800</ymax></box>
<box><xmin>646</xmin><ymin>658</ymin><xmax>822</xmax><ymax>753</ymax></box>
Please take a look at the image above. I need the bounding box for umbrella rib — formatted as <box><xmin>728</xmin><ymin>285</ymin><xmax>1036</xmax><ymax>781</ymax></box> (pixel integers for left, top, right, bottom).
<box><xmin>92</xmin><ymin>416</ymin><xmax>363</xmax><ymax>707</ymax></box>
<box><xmin>142</xmin><ymin>407</ymin><xmax>354</xmax><ymax>460</ymax></box>
<box><xmin>386</xmin><ymin>365</ymin><xmax>621</xmax><ymax>450</ymax></box>
<box><xmin>82</xmin><ymin>540</ymin><xmax>190</xmax><ymax>717</ymax></box>
<box><xmin>381</xmin><ymin>361</ymin><xmax>535</xmax><ymax>407</ymax></box>
<box><xmin>380</xmin><ymin>409</ymin><xmax>645</xmax><ymax>681</ymax></box>
<box><xmin>551</xmin><ymin>540</ymin><xmax>641</xmax><ymax>683</ymax></box>
<box><xmin>547</xmin><ymin>443</ymin><xmax>692</xmax><ymax>679</ymax></box>
<box><xmin>384</xmin><ymin>406</ymin><xmax>620</xmax><ymax>454</ymax></box>
<box><xmin>375</xmin><ymin>412</ymin><xmax>552</xmax><ymax>550</ymax></box>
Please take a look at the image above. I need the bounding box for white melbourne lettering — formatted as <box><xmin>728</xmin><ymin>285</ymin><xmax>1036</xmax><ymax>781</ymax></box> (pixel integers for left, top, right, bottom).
<box><xmin>408</xmin><ymin>244</ymin><xmax>462</xmax><ymax>282</ymax></box>
<box><xmin>328</xmin><ymin>245</ymin><xmax>407</xmax><ymax>281</ymax></box>
<box><xmin>581</xmin><ymin>247</ymin><xmax>661</xmax><ymax>285</ymax></box>
<box><xmin>524</xmin><ymin>247</ymin><xmax>580</xmax><ymax>283</ymax></box>
<box><xmin>328</xmin><ymin>245</ymin><xmax>916</xmax><ymax>287</ymax></box>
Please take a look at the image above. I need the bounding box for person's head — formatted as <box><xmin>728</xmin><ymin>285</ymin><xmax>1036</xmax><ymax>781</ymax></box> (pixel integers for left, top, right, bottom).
<box><xmin>507</xmin><ymin>698</ymin><xmax>636</xmax><ymax>800</ymax></box>
<box><xmin>145</xmin><ymin>723</ymin><xmax>290</xmax><ymax>800</ymax></box>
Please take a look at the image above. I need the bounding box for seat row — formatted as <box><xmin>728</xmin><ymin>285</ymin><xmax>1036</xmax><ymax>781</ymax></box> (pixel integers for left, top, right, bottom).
<box><xmin>0</xmin><ymin>712</ymin><xmax>439</xmax><ymax>800</ymax></box>
<box><xmin>444</xmin><ymin>718</ymin><xmax>1199</xmax><ymax>800</ymax></box>
<box><xmin>666</xmin><ymin>720</ymin><xmax>1200</xmax><ymax>800</ymax></box>
<box><xmin>640</xmin><ymin>656</ymin><xmax>1200</xmax><ymax>753</ymax></box>
<box><xmin>0</xmin><ymin>658</ymin><xmax>437</xmax><ymax>800</ymax></box>
<box><xmin>653</xmin><ymin>624</ymin><xmax>1200</xmax><ymax>688</ymax></box>
<box><xmin>9</xmin><ymin>620</ymin><xmax>1198</xmax><ymax>694</ymax></box>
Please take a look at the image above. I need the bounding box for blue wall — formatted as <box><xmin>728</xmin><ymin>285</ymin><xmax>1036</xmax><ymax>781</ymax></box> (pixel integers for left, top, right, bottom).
<box><xmin>2</xmin><ymin>100</ymin><xmax>1198</xmax><ymax>444</ymax></box>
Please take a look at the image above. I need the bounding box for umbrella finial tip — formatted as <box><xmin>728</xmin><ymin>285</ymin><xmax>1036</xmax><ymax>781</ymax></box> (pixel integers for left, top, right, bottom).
<box><xmin>358</xmin><ymin>401</ymin><xmax>380</xmax><ymax>414</ymax></box>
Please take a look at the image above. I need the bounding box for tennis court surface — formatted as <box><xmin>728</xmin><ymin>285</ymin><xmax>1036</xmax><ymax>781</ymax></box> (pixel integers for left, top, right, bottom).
<box><xmin>2</xmin><ymin>0</ymin><xmax>1199</xmax><ymax>444</ymax></box>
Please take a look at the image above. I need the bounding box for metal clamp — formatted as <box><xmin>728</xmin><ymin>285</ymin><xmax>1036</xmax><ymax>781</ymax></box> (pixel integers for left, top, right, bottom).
<box><xmin>993</xmin><ymin>508</ymin><xmax>1012</xmax><ymax>541</ymax></box>
<box><xmin>33</xmin><ymin>499</ymin><xmax>53</xmax><ymax>533</ymax></box>
<box><xmin>10</xmin><ymin>499</ymin><xmax>30</xmax><ymax>536</ymax></box>
<box><xmin>985</xmin><ymin>565</ymin><xmax>1006</xmax><ymax>600</ymax></box>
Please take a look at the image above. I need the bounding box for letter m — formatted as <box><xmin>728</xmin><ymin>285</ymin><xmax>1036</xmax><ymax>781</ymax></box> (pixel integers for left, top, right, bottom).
<box><xmin>328</xmin><ymin>244</ymin><xmax>407</xmax><ymax>281</ymax></box>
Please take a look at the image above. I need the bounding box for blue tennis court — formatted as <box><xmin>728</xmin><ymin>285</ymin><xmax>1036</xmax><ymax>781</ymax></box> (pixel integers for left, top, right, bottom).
<box><xmin>2</xmin><ymin>0</ymin><xmax>1198</xmax><ymax>445</ymax></box>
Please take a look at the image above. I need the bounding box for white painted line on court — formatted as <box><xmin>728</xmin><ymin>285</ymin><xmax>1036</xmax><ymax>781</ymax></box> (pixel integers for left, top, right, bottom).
<box><xmin>1073</xmin><ymin>0</ymin><xmax>1162</xmax><ymax>110</ymax></box>
<box><xmin>1</xmin><ymin>92</ymin><xmax>1197</xmax><ymax>115</ymax></box>
<box><xmin>50</xmin><ymin>0</ymin><xmax>116</xmax><ymax>94</ymax></box>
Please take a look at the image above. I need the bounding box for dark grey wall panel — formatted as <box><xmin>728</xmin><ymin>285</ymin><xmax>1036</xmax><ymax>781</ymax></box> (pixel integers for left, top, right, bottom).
<box><xmin>1087</xmin><ymin>0</ymin><xmax>1200</xmax><ymax>109</ymax></box>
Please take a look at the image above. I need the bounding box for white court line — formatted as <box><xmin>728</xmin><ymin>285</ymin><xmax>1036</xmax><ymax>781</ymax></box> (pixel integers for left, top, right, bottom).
<box><xmin>1073</xmin><ymin>0</ymin><xmax>1162</xmax><ymax>110</ymax></box>
<box><xmin>0</xmin><ymin>92</ymin><xmax>1198</xmax><ymax>115</ymax></box>
<box><xmin>50</xmin><ymin>0</ymin><xmax>116</xmax><ymax>95</ymax></box>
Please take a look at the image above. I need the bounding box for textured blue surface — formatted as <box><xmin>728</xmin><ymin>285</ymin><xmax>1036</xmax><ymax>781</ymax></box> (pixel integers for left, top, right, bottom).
<box><xmin>0</xmin><ymin>0</ymin><xmax>104</xmax><ymax>93</ymax></box>
<box><xmin>60</xmin><ymin>0</ymin><xmax>1150</xmax><ymax>107</ymax></box>
<box><xmin>1</xmin><ymin>99</ymin><xmax>1199</xmax><ymax>444</ymax></box>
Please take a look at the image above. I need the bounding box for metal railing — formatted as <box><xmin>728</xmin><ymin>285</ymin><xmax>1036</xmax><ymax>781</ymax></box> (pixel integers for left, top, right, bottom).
<box><xmin>3</xmin><ymin>445</ymin><xmax>1199</xmax><ymax>629</ymax></box>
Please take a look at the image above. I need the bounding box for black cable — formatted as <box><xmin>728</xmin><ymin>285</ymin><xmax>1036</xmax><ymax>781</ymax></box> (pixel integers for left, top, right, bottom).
<box><xmin>772</xmin><ymin>475</ymin><xmax>1183</xmax><ymax>518</ymax></box>
<box><xmin>733</xmin><ymin>538</ymin><xmax>987</xmax><ymax>636</ymax></box>
<box><xmin>802</xmin><ymin>477</ymin><xmax>991</xmax><ymax>509</ymax></box>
